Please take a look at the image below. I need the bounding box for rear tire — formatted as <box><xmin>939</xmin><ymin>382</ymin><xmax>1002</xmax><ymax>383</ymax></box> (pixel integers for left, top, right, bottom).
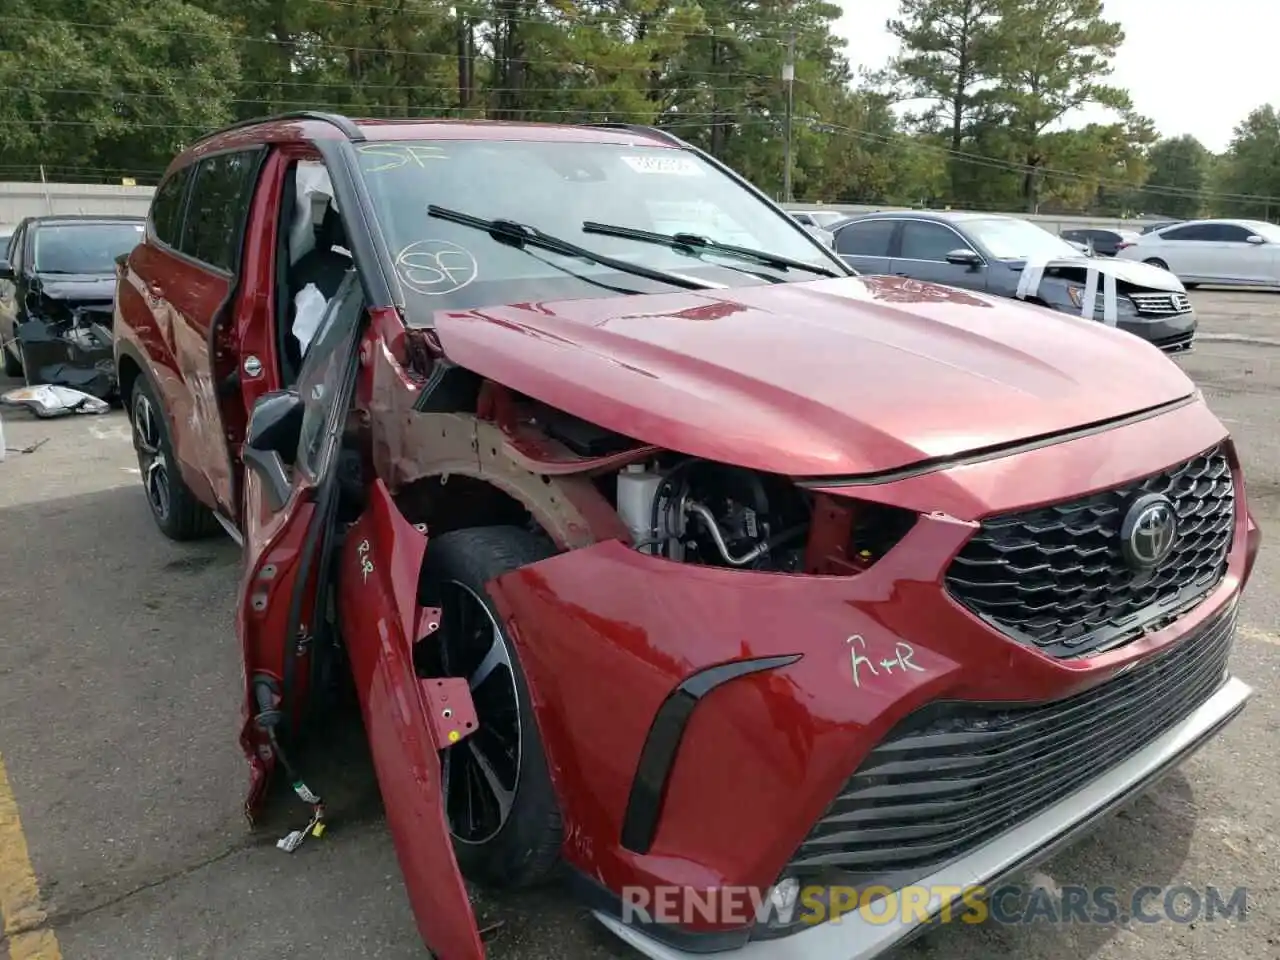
<box><xmin>418</xmin><ymin>525</ymin><xmax>563</xmax><ymax>890</ymax></box>
<box><xmin>1144</xmin><ymin>258</ymin><xmax>1170</xmax><ymax>271</ymax></box>
<box><xmin>129</xmin><ymin>375</ymin><xmax>218</xmax><ymax>541</ymax></box>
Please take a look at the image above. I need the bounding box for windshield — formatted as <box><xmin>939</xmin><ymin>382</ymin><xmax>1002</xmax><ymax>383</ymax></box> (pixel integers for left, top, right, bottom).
<box><xmin>353</xmin><ymin>138</ymin><xmax>841</xmax><ymax>321</ymax></box>
<box><xmin>963</xmin><ymin>217</ymin><xmax>1082</xmax><ymax>261</ymax></box>
<box><xmin>1244</xmin><ymin>220</ymin><xmax>1280</xmax><ymax>241</ymax></box>
<box><xmin>32</xmin><ymin>221</ymin><xmax>144</xmax><ymax>274</ymax></box>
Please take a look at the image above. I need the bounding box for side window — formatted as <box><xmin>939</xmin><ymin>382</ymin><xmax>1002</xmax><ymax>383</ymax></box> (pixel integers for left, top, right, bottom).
<box><xmin>295</xmin><ymin>270</ymin><xmax>362</xmax><ymax>480</ymax></box>
<box><xmin>1061</xmin><ymin>230</ymin><xmax>1082</xmax><ymax>241</ymax></box>
<box><xmin>1161</xmin><ymin>224</ymin><xmax>1212</xmax><ymax>241</ymax></box>
<box><xmin>1208</xmin><ymin>223</ymin><xmax>1253</xmax><ymax>242</ymax></box>
<box><xmin>149</xmin><ymin>167</ymin><xmax>192</xmax><ymax>248</ymax></box>
<box><xmin>181</xmin><ymin>150</ymin><xmax>262</xmax><ymax>272</ymax></box>
<box><xmin>835</xmin><ymin>220</ymin><xmax>896</xmax><ymax>257</ymax></box>
<box><xmin>899</xmin><ymin>221</ymin><xmax>970</xmax><ymax>261</ymax></box>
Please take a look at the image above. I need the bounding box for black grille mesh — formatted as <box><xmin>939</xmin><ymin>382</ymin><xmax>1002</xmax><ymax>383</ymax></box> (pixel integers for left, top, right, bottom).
<box><xmin>784</xmin><ymin>602</ymin><xmax>1237</xmax><ymax>878</ymax></box>
<box><xmin>944</xmin><ymin>445</ymin><xmax>1234</xmax><ymax>659</ymax></box>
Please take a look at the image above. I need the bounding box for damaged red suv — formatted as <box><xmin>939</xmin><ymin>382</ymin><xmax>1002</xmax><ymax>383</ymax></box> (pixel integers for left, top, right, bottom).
<box><xmin>113</xmin><ymin>112</ymin><xmax>1261</xmax><ymax>960</ymax></box>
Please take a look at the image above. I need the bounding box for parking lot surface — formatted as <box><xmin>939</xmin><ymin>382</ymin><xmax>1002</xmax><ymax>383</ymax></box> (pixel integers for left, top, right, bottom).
<box><xmin>1</xmin><ymin>289</ymin><xmax>1278</xmax><ymax>960</ymax></box>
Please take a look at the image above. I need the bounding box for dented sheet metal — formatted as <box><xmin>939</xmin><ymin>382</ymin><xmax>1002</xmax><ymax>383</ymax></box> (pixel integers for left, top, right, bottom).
<box><xmin>15</xmin><ymin>305</ymin><xmax>117</xmax><ymax>399</ymax></box>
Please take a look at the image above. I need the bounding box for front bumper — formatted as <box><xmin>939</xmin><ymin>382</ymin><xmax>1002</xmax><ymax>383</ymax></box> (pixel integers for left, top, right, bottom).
<box><xmin>594</xmin><ymin>673</ymin><xmax>1252</xmax><ymax>960</ymax></box>
<box><xmin>1118</xmin><ymin>310</ymin><xmax>1197</xmax><ymax>353</ymax></box>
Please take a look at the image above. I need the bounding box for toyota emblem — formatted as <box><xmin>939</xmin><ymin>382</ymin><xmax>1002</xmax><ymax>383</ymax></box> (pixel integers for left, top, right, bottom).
<box><xmin>1120</xmin><ymin>493</ymin><xmax>1179</xmax><ymax>569</ymax></box>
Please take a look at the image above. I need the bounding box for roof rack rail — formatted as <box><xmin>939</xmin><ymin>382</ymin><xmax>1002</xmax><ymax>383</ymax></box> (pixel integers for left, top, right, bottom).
<box><xmin>589</xmin><ymin>122</ymin><xmax>688</xmax><ymax>148</ymax></box>
<box><xmin>195</xmin><ymin>111</ymin><xmax>365</xmax><ymax>145</ymax></box>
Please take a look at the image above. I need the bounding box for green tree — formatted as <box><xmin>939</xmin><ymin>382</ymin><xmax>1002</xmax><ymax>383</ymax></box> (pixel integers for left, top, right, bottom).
<box><xmin>1141</xmin><ymin>135</ymin><xmax>1211</xmax><ymax>219</ymax></box>
<box><xmin>1214</xmin><ymin>105</ymin><xmax>1280</xmax><ymax>220</ymax></box>
<box><xmin>884</xmin><ymin>0</ymin><xmax>1002</xmax><ymax>197</ymax></box>
<box><xmin>984</xmin><ymin>0</ymin><xmax>1131</xmax><ymax>211</ymax></box>
<box><xmin>0</xmin><ymin>0</ymin><xmax>241</xmax><ymax>180</ymax></box>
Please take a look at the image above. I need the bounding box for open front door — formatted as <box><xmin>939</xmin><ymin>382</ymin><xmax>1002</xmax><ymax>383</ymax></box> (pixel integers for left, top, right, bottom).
<box><xmin>237</xmin><ymin>268</ymin><xmax>366</xmax><ymax>816</ymax></box>
<box><xmin>236</xmin><ymin>269</ymin><xmax>484</xmax><ymax>959</ymax></box>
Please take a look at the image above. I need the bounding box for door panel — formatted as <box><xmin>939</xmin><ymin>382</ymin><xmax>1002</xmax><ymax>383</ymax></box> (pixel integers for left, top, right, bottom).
<box><xmin>339</xmin><ymin>481</ymin><xmax>485</xmax><ymax>960</ymax></box>
<box><xmin>238</xmin><ymin>269</ymin><xmax>365</xmax><ymax>814</ymax></box>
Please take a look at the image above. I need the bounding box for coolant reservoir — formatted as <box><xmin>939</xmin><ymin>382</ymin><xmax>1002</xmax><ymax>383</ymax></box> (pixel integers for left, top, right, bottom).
<box><xmin>616</xmin><ymin>463</ymin><xmax>664</xmax><ymax>548</ymax></box>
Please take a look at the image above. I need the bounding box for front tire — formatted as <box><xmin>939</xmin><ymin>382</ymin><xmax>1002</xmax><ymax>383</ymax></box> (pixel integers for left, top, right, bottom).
<box><xmin>129</xmin><ymin>376</ymin><xmax>217</xmax><ymax>541</ymax></box>
<box><xmin>418</xmin><ymin>525</ymin><xmax>563</xmax><ymax>890</ymax></box>
<box><xmin>1144</xmin><ymin>257</ymin><xmax>1170</xmax><ymax>271</ymax></box>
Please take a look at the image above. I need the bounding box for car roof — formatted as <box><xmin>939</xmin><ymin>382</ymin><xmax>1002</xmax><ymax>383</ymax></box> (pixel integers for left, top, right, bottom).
<box><xmin>26</xmin><ymin>214</ymin><xmax>145</xmax><ymax>225</ymax></box>
<box><xmin>835</xmin><ymin>210</ymin><xmax>1018</xmax><ymax>225</ymax></box>
<box><xmin>179</xmin><ymin>111</ymin><xmax>687</xmax><ymax>167</ymax></box>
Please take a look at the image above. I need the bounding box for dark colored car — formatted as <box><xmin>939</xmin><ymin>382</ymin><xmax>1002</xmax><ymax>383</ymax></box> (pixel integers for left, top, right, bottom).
<box><xmin>1060</xmin><ymin>227</ymin><xmax>1142</xmax><ymax>257</ymax></box>
<box><xmin>114</xmin><ymin>112</ymin><xmax>1259</xmax><ymax>960</ymax></box>
<box><xmin>832</xmin><ymin>211</ymin><xmax>1198</xmax><ymax>354</ymax></box>
<box><xmin>0</xmin><ymin>214</ymin><xmax>145</xmax><ymax>396</ymax></box>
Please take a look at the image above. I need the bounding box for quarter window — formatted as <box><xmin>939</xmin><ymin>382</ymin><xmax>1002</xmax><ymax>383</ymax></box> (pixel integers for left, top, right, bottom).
<box><xmin>834</xmin><ymin>219</ymin><xmax>896</xmax><ymax>257</ymax></box>
<box><xmin>1160</xmin><ymin>223</ymin><xmax>1215</xmax><ymax>241</ymax></box>
<box><xmin>149</xmin><ymin>166</ymin><xmax>192</xmax><ymax>248</ymax></box>
<box><xmin>180</xmin><ymin>150</ymin><xmax>262</xmax><ymax>272</ymax></box>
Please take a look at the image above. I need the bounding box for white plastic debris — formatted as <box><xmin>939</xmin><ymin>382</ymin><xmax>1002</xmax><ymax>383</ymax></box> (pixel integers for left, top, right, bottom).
<box><xmin>1</xmin><ymin>384</ymin><xmax>111</xmax><ymax>418</ymax></box>
<box><xmin>292</xmin><ymin>283</ymin><xmax>328</xmax><ymax>356</ymax></box>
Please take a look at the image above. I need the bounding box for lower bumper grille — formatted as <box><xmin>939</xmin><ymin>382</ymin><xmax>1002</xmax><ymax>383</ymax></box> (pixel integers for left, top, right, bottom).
<box><xmin>784</xmin><ymin>602</ymin><xmax>1237</xmax><ymax>880</ymax></box>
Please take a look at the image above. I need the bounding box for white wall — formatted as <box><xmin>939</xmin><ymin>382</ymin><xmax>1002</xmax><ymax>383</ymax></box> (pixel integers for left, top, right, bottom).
<box><xmin>0</xmin><ymin>182</ymin><xmax>155</xmax><ymax>230</ymax></box>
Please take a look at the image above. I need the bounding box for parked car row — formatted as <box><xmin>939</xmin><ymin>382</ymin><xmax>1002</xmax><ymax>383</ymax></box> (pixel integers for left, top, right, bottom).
<box><xmin>103</xmin><ymin>113</ymin><xmax>1257</xmax><ymax>960</ymax></box>
<box><xmin>827</xmin><ymin>210</ymin><xmax>1197</xmax><ymax>353</ymax></box>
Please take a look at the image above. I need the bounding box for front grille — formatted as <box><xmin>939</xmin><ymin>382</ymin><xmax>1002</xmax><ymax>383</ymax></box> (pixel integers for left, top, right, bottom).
<box><xmin>944</xmin><ymin>444</ymin><xmax>1234</xmax><ymax>659</ymax></box>
<box><xmin>1129</xmin><ymin>291</ymin><xmax>1192</xmax><ymax>315</ymax></box>
<box><xmin>783</xmin><ymin>602</ymin><xmax>1237</xmax><ymax>879</ymax></box>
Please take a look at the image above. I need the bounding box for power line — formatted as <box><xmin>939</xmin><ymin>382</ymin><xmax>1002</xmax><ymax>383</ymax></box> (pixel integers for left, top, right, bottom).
<box><xmin>1</xmin><ymin>16</ymin><xmax>783</xmax><ymax>81</ymax></box>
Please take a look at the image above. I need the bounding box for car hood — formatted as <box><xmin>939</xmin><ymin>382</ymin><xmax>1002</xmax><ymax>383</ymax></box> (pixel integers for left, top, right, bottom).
<box><xmin>34</xmin><ymin>273</ymin><xmax>116</xmax><ymax>300</ymax></box>
<box><xmin>431</xmin><ymin>274</ymin><xmax>1197</xmax><ymax>478</ymax></box>
<box><xmin>1009</xmin><ymin>255</ymin><xmax>1185</xmax><ymax>292</ymax></box>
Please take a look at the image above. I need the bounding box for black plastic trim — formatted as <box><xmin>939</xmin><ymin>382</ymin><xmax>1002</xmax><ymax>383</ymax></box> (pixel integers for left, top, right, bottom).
<box><xmin>316</xmin><ymin>138</ymin><xmax>396</xmax><ymax>310</ymax></box>
<box><xmin>795</xmin><ymin>393</ymin><xmax>1198</xmax><ymax>489</ymax></box>
<box><xmin>620</xmin><ymin>654</ymin><xmax>802</xmax><ymax>855</ymax></box>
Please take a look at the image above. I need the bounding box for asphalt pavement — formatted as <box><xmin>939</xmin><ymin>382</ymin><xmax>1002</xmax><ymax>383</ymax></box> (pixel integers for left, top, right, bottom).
<box><xmin>1</xmin><ymin>290</ymin><xmax>1278</xmax><ymax>960</ymax></box>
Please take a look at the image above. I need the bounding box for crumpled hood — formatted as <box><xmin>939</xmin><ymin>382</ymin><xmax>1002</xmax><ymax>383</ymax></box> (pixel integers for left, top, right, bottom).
<box><xmin>1010</xmin><ymin>255</ymin><xmax>1185</xmax><ymax>292</ymax></box>
<box><xmin>34</xmin><ymin>273</ymin><xmax>116</xmax><ymax>301</ymax></box>
<box><xmin>431</xmin><ymin>274</ymin><xmax>1197</xmax><ymax>478</ymax></box>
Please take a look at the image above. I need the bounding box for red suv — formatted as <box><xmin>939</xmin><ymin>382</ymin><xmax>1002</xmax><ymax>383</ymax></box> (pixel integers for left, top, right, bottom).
<box><xmin>114</xmin><ymin>112</ymin><xmax>1261</xmax><ymax>960</ymax></box>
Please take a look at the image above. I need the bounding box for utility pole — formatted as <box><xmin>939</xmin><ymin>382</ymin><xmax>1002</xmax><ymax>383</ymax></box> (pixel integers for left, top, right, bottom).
<box><xmin>782</xmin><ymin>32</ymin><xmax>795</xmax><ymax>204</ymax></box>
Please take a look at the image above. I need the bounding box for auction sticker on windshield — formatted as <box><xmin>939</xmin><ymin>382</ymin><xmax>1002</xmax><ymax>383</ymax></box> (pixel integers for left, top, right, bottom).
<box><xmin>621</xmin><ymin>155</ymin><xmax>703</xmax><ymax>176</ymax></box>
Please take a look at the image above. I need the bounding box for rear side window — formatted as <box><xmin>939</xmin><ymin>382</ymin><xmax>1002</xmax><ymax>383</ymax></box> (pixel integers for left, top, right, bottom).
<box><xmin>181</xmin><ymin>150</ymin><xmax>262</xmax><ymax>272</ymax></box>
<box><xmin>149</xmin><ymin>167</ymin><xmax>191</xmax><ymax>248</ymax></box>
<box><xmin>835</xmin><ymin>219</ymin><xmax>896</xmax><ymax>257</ymax></box>
<box><xmin>1160</xmin><ymin>223</ymin><xmax>1214</xmax><ymax>241</ymax></box>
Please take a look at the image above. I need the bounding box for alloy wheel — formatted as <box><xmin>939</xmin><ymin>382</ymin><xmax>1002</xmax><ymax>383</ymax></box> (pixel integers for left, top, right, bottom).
<box><xmin>132</xmin><ymin>390</ymin><xmax>171</xmax><ymax>523</ymax></box>
<box><xmin>437</xmin><ymin>579</ymin><xmax>522</xmax><ymax>845</ymax></box>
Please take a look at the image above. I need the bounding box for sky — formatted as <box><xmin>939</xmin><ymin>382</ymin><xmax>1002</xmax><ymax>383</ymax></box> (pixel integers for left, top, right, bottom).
<box><xmin>833</xmin><ymin>0</ymin><xmax>1272</xmax><ymax>154</ymax></box>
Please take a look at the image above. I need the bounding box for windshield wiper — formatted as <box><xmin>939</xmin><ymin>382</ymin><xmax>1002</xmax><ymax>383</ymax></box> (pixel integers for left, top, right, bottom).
<box><xmin>426</xmin><ymin>205</ymin><xmax>713</xmax><ymax>291</ymax></box>
<box><xmin>581</xmin><ymin>221</ymin><xmax>843</xmax><ymax>279</ymax></box>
